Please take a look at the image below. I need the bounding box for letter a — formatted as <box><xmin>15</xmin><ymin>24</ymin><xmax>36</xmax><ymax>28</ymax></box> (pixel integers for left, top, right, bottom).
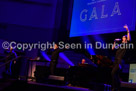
<box><xmin>89</xmin><ymin>7</ymin><xmax>98</xmax><ymax>20</ymax></box>
<box><xmin>111</xmin><ymin>2</ymin><xmax>121</xmax><ymax>17</ymax></box>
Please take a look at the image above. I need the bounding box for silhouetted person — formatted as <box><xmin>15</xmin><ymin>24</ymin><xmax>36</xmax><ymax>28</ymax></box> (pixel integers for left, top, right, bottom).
<box><xmin>4</xmin><ymin>47</ymin><xmax>18</xmax><ymax>78</ymax></box>
<box><xmin>48</xmin><ymin>44</ymin><xmax>68</xmax><ymax>75</ymax></box>
<box><xmin>111</xmin><ymin>25</ymin><xmax>131</xmax><ymax>91</ymax></box>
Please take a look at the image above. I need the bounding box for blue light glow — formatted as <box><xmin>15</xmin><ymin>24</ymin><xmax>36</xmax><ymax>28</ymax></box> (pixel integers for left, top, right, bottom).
<box><xmin>41</xmin><ymin>51</ymin><xmax>51</xmax><ymax>61</ymax></box>
<box><xmin>59</xmin><ymin>53</ymin><xmax>75</xmax><ymax>66</ymax></box>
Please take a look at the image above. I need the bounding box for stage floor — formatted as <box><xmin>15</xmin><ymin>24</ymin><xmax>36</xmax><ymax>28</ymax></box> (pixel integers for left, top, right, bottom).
<box><xmin>1</xmin><ymin>78</ymin><xmax>136</xmax><ymax>91</ymax></box>
<box><xmin>28</xmin><ymin>81</ymin><xmax>91</xmax><ymax>91</ymax></box>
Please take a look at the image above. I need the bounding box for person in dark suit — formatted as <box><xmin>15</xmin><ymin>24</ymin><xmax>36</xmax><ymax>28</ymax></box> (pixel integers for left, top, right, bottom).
<box><xmin>4</xmin><ymin>47</ymin><xmax>18</xmax><ymax>77</ymax></box>
<box><xmin>48</xmin><ymin>43</ymin><xmax>68</xmax><ymax>75</ymax></box>
<box><xmin>111</xmin><ymin>25</ymin><xmax>131</xmax><ymax>91</ymax></box>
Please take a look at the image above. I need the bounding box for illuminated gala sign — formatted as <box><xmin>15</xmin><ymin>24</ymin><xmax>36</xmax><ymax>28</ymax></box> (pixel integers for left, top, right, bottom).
<box><xmin>70</xmin><ymin>0</ymin><xmax>135</xmax><ymax>37</ymax></box>
<box><xmin>80</xmin><ymin>2</ymin><xmax>121</xmax><ymax>22</ymax></box>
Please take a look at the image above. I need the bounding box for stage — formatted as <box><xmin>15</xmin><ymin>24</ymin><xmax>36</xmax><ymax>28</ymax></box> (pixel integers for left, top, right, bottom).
<box><xmin>0</xmin><ymin>0</ymin><xmax>136</xmax><ymax>91</ymax></box>
<box><xmin>1</xmin><ymin>78</ymin><xmax>136</xmax><ymax>91</ymax></box>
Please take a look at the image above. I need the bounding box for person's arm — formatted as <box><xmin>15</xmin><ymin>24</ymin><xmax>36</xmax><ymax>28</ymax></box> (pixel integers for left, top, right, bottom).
<box><xmin>13</xmin><ymin>51</ymin><xmax>18</xmax><ymax>64</ymax></box>
<box><xmin>112</xmin><ymin>41</ymin><xmax>116</xmax><ymax>50</ymax></box>
<box><xmin>124</xmin><ymin>25</ymin><xmax>131</xmax><ymax>41</ymax></box>
<box><xmin>59</xmin><ymin>46</ymin><xmax>69</xmax><ymax>52</ymax></box>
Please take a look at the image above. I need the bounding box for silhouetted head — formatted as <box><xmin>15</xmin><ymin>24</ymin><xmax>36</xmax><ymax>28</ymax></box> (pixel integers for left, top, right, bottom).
<box><xmin>10</xmin><ymin>47</ymin><xmax>13</xmax><ymax>52</ymax></box>
<box><xmin>122</xmin><ymin>35</ymin><xmax>127</xmax><ymax>43</ymax></box>
<box><xmin>54</xmin><ymin>43</ymin><xmax>59</xmax><ymax>49</ymax></box>
<box><xmin>81</xmin><ymin>59</ymin><xmax>86</xmax><ymax>64</ymax></box>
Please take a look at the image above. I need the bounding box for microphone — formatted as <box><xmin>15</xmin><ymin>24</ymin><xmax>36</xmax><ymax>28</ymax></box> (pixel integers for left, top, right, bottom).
<box><xmin>114</xmin><ymin>38</ymin><xmax>121</xmax><ymax>42</ymax></box>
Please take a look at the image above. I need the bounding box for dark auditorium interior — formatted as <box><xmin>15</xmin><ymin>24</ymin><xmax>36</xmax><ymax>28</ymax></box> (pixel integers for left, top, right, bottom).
<box><xmin>0</xmin><ymin>0</ymin><xmax>136</xmax><ymax>91</ymax></box>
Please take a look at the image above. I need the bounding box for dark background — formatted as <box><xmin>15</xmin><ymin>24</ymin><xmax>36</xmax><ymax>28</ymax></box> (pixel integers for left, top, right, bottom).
<box><xmin>0</xmin><ymin>0</ymin><xmax>136</xmax><ymax>61</ymax></box>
